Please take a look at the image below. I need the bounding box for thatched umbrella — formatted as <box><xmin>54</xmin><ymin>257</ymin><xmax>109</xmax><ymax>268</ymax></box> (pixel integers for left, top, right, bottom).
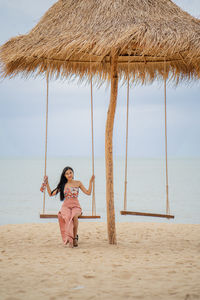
<box><xmin>1</xmin><ymin>0</ymin><xmax>200</xmax><ymax>244</ymax></box>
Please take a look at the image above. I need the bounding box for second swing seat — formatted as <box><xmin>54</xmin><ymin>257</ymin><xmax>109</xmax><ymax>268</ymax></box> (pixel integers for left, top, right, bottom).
<box><xmin>120</xmin><ymin>210</ymin><xmax>174</xmax><ymax>219</ymax></box>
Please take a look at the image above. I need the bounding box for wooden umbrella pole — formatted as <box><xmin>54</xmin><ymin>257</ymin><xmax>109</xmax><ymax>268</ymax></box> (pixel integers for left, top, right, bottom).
<box><xmin>105</xmin><ymin>52</ymin><xmax>118</xmax><ymax>245</ymax></box>
<box><xmin>43</xmin><ymin>69</ymin><xmax>49</xmax><ymax>214</ymax></box>
<box><xmin>124</xmin><ymin>61</ymin><xmax>130</xmax><ymax>211</ymax></box>
<box><xmin>90</xmin><ymin>66</ymin><xmax>96</xmax><ymax>216</ymax></box>
<box><xmin>164</xmin><ymin>60</ymin><xmax>170</xmax><ymax>215</ymax></box>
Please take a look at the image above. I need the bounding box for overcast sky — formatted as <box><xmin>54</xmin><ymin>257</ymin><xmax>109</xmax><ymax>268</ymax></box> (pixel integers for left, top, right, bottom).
<box><xmin>0</xmin><ymin>0</ymin><xmax>200</xmax><ymax>158</ymax></box>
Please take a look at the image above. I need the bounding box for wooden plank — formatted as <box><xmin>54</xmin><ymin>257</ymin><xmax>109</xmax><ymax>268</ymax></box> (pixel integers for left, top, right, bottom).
<box><xmin>120</xmin><ymin>210</ymin><xmax>174</xmax><ymax>219</ymax></box>
<box><xmin>32</xmin><ymin>55</ymin><xmax>186</xmax><ymax>64</ymax></box>
<box><xmin>40</xmin><ymin>213</ymin><xmax>101</xmax><ymax>219</ymax></box>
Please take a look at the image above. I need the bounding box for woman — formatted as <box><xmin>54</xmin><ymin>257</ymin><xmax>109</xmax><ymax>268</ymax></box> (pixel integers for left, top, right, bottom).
<box><xmin>40</xmin><ymin>166</ymin><xmax>95</xmax><ymax>248</ymax></box>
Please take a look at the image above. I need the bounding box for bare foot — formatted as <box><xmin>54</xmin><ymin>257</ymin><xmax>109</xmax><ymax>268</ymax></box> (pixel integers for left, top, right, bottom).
<box><xmin>69</xmin><ymin>242</ymin><xmax>74</xmax><ymax>248</ymax></box>
<box><xmin>64</xmin><ymin>239</ymin><xmax>74</xmax><ymax>248</ymax></box>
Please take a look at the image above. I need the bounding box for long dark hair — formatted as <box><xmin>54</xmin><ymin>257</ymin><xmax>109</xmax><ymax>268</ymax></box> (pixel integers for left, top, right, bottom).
<box><xmin>51</xmin><ymin>166</ymin><xmax>74</xmax><ymax>201</ymax></box>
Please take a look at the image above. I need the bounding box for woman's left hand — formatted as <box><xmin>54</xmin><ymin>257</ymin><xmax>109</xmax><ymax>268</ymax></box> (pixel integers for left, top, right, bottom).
<box><xmin>44</xmin><ymin>176</ymin><xmax>48</xmax><ymax>184</ymax></box>
<box><xmin>90</xmin><ymin>175</ymin><xmax>95</xmax><ymax>183</ymax></box>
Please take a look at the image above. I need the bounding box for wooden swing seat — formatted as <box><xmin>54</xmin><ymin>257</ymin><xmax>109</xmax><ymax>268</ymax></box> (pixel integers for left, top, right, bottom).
<box><xmin>40</xmin><ymin>213</ymin><xmax>101</xmax><ymax>219</ymax></box>
<box><xmin>120</xmin><ymin>210</ymin><xmax>174</xmax><ymax>219</ymax></box>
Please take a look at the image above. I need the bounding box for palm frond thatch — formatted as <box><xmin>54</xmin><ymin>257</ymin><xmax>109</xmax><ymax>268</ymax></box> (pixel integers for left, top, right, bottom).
<box><xmin>1</xmin><ymin>0</ymin><xmax>200</xmax><ymax>82</ymax></box>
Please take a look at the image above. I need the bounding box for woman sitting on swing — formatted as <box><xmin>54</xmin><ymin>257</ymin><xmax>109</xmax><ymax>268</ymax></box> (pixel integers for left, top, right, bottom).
<box><xmin>40</xmin><ymin>166</ymin><xmax>95</xmax><ymax>248</ymax></box>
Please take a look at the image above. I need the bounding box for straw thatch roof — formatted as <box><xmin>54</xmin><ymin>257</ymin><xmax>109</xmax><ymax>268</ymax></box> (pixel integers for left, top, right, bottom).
<box><xmin>1</xmin><ymin>0</ymin><xmax>200</xmax><ymax>83</ymax></box>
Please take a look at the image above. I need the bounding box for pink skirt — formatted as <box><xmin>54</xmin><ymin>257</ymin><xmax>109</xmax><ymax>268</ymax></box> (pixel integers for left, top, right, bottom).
<box><xmin>58</xmin><ymin>198</ymin><xmax>82</xmax><ymax>245</ymax></box>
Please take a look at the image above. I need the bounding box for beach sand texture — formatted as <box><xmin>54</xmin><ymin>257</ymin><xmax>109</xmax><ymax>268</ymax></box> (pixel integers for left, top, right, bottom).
<box><xmin>0</xmin><ymin>222</ymin><xmax>200</xmax><ymax>300</ymax></box>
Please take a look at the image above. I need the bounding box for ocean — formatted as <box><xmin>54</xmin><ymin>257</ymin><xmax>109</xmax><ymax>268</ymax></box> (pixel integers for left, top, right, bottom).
<box><xmin>0</xmin><ymin>157</ymin><xmax>199</xmax><ymax>225</ymax></box>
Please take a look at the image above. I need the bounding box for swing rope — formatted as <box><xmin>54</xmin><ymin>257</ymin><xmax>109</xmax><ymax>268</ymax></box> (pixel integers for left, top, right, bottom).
<box><xmin>123</xmin><ymin>58</ymin><xmax>130</xmax><ymax>211</ymax></box>
<box><xmin>90</xmin><ymin>59</ymin><xmax>96</xmax><ymax>216</ymax></box>
<box><xmin>164</xmin><ymin>59</ymin><xmax>170</xmax><ymax>215</ymax></box>
<box><xmin>40</xmin><ymin>63</ymin><xmax>100</xmax><ymax>218</ymax></box>
<box><xmin>42</xmin><ymin>68</ymin><xmax>49</xmax><ymax>214</ymax></box>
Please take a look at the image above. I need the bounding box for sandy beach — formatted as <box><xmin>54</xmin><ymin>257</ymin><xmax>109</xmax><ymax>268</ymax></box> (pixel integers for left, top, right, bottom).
<box><xmin>0</xmin><ymin>222</ymin><xmax>200</xmax><ymax>300</ymax></box>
